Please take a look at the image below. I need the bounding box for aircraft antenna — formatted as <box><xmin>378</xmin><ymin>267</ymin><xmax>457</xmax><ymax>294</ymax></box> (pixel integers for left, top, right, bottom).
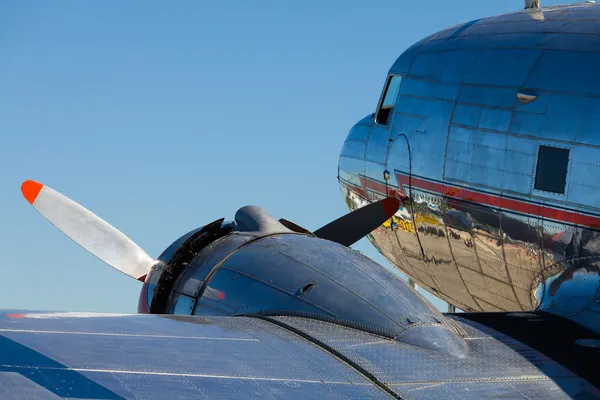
<box><xmin>525</xmin><ymin>0</ymin><xmax>540</xmax><ymax>8</ymax></box>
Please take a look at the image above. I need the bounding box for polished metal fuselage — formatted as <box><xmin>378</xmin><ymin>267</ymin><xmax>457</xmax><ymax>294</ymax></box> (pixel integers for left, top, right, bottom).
<box><xmin>339</xmin><ymin>3</ymin><xmax>600</xmax><ymax>332</ymax></box>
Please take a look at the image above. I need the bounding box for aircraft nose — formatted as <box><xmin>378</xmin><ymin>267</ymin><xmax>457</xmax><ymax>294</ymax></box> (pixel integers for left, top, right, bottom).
<box><xmin>344</xmin><ymin>114</ymin><xmax>374</xmax><ymax>144</ymax></box>
<box><xmin>338</xmin><ymin>114</ymin><xmax>374</xmax><ymax>186</ymax></box>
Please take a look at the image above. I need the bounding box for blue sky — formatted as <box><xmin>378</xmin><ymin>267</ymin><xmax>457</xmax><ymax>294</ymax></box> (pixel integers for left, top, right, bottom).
<box><xmin>0</xmin><ymin>1</ymin><xmax>567</xmax><ymax>313</ymax></box>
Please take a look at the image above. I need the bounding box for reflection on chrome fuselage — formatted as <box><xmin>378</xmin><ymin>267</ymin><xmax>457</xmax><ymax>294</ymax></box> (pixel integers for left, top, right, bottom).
<box><xmin>339</xmin><ymin>3</ymin><xmax>600</xmax><ymax>333</ymax></box>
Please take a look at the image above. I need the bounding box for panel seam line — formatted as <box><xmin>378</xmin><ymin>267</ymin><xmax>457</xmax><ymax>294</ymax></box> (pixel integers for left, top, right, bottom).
<box><xmin>248</xmin><ymin>314</ymin><xmax>403</xmax><ymax>400</ymax></box>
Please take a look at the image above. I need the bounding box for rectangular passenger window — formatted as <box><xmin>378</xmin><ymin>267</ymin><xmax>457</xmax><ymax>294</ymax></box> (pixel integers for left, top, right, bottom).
<box><xmin>534</xmin><ymin>145</ymin><xmax>569</xmax><ymax>194</ymax></box>
<box><xmin>375</xmin><ymin>75</ymin><xmax>402</xmax><ymax>125</ymax></box>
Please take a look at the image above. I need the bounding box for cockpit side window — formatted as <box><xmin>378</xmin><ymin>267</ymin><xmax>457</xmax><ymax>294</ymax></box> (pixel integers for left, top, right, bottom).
<box><xmin>375</xmin><ymin>75</ymin><xmax>402</xmax><ymax>125</ymax></box>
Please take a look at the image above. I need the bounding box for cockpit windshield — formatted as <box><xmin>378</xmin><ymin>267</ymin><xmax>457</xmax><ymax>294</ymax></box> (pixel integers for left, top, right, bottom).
<box><xmin>375</xmin><ymin>75</ymin><xmax>402</xmax><ymax>125</ymax></box>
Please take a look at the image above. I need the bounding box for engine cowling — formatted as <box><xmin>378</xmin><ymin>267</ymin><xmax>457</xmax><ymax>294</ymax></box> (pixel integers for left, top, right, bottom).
<box><xmin>139</xmin><ymin>206</ymin><xmax>468</xmax><ymax>357</ymax></box>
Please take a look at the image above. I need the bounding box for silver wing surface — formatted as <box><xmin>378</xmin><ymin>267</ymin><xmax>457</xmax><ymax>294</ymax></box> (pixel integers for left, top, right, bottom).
<box><xmin>0</xmin><ymin>311</ymin><xmax>597</xmax><ymax>399</ymax></box>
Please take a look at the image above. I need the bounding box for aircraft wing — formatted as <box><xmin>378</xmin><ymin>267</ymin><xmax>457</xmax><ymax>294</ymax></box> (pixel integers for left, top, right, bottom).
<box><xmin>0</xmin><ymin>311</ymin><xmax>598</xmax><ymax>399</ymax></box>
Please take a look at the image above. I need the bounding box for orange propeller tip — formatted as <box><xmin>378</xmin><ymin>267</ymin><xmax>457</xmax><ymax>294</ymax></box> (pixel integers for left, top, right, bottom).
<box><xmin>21</xmin><ymin>180</ymin><xmax>43</xmax><ymax>205</ymax></box>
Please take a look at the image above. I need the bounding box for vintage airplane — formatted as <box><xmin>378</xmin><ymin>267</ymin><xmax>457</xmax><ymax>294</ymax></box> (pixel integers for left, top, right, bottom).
<box><xmin>3</xmin><ymin>1</ymin><xmax>599</xmax><ymax>399</ymax></box>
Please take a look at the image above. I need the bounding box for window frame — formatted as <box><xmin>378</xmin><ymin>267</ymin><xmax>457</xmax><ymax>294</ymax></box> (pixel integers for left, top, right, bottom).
<box><xmin>375</xmin><ymin>74</ymin><xmax>403</xmax><ymax>126</ymax></box>
<box><xmin>532</xmin><ymin>142</ymin><xmax>572</xmax><ymax>198</ymax></box>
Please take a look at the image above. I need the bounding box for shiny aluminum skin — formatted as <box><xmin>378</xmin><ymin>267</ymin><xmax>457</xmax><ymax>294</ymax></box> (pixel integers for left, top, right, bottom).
<box><xmin>339</xmin><ymin>3</ymin><xmax>600</xmax><ymax>331</ymax></box>
<box><xmin>2</xmin><ymin>310</ymin><xmax>598</xmax><ymax>399</ymax></box>
<box><xmin>143</xmin><ymin>206</ymin><xmax>469</xmax><ymax>357</ymax></box>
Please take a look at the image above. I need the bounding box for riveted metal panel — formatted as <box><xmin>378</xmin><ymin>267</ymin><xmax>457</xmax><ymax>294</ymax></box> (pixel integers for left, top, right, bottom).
<box><xmin>577</xmin><ymin>97</ymin><xmax>600</xmax><ymax>146</ymax></box>
<box><xmin>412</xmin><ymin>197</ymin><xmax>480</xmax><ymax>311</ymax></box>
<box><xmin>444</xmin><ymin>125</ymin><xmax>475</xmax><ymax>183</ymax></box>
<box><xmin>0</xmin><ymin>313</ymin><xmax>390</xmax><ymax>399</ymax></box>
<box><xmin>539</xmin><ymin>94</ymin><xmax>587</xmax><ymax>142</ymax></box>
<box><xmin>452</xmin><ymin>105</ymin><xmax>481</xmax><ymax>127</ymax></box>
<box><xmin>511</xmin><ymin>112</ymin><xmax>543</xmax><ymax>136</ymax></box>
<box><xmin>432</xmin><ymin>82</ymin><xmax>460</xmax><ymax>102</ymax></box>
<box><xmin>391</xmin><ymin>114</ymin><xmax>426</xmax><ymax>139</ymax></box>
<box><xmin>543</xmin><ymin>32</ymin><xmax>598</xmax><ymax>51</ymax></box>
<box><xmin>556</xmin><ymin>9</ymin><xmax>600</xmax><ymax>20</ymax></box>
<box><xmin>365</xmin><ymin>129</ymin><xmax>389</xmax><ymax>164</ymax></box>
<box><xmin>393</xmin><ymin>380</ymin><xmax>582</xmax><ymax>400</ymax></box>
<box><xmin>409</xmin><ymin>52</ymin><xmax>446</xmax><ymax>81</ymax></box>
<box><xmin>445</xmin><ymin>126</ymin><xmax>508</xmax><ymax>189</ymax></box>
<box><xmin>484</xmin><ymin>32</ymin><xmax>547</xmax><ymax>50</ymax></box>
<box><xmin>444</xmin><ymin>35</ymin><xmax>488</xmax><ymax>51</ymax></box>
<box><xmin>441</xmin><ymin>50</ymin><xmax>482</xmax><ymax>83</ymax></box>
<box><xmin>338</xmin><ymin>156</ymin><xmax>364</xmax><ymax>189</ymax></box>
<box><xmin>464</xmin><ymin>49</ymin><xmax>541</xmax><ymax>87</ymax></box>
<box><xmin>399</xmin><ymin>78</ymin><xmax>433</xmax><ymax>98</ymax></box>
<box><xmin>503</xmin><ymin>135</ymin><xmax>536</xmax><ymax>195</ymax></box>
<box><xmin>271</xmin><ymin>316</ymin><xmax>599</xmax><ymax>399</ymax></box>
<box><xmin>567</xmin><ymin>146</ymin><xmax>600</xmax><ymax>208</ymax></box>
<box><xmin>407</xmin><ymin>101</ymin><xmax>451</xmax><ymax>182</ymax></box>
<box><xmin>340</xmin><ymin>140</ymin><xmax>366</xmax><ymax>158</ymax></box>
<box><xmin>479</xmin><ymin>108</ymin><xmax>512</xmax><ymax>132</ymax></box>
<box><xmin>386</xmin><ymin>136</ymin><xmax>410</xmax><ymax>178</ymax></box>
<box><xmin>540</xmin><ymin>220</ymin><xmax>580</xmax><ymax>275</ymax></box>
<box><xmin>446</xmin><ymin>210</ymin><xmax>482</xmax><ymax>270</ymax></box>
<box><xmin>459</xmin><ymin>86</ymin><xmax>517</xmax><ymax>109</ymax></box>
<box><xmin>345</xmin><ymin>123</ymin><xmax>371</xmax><ymax>142</ymax></box>
<box><xmin>526</xmin><ymin>51</ymin><xmax>600</xmax><ymax>95</ymax></box>
<box><xmin>475</xmin><ymin>230</ymin><xmax>507</xmax><ymax>283</ymax></box>
<box><xmin>389</xmin><ymin>34</ymin><xmax>434</xmax><ymax>75</ymax></box>
<box><xmin>397</xmin><ymin>96</ymin><xmax>431</xmax><ymax>117</ymax></box>
<box><xmin>418</xmin><ymin>38</ymin><xmax>447</xmax><ymax>53</ymax></box>
<box><xmin>470</xmin><ymin>283</ymin><xmax>522</xmax><ymax>311</ymax></box>
<box><xmin>365</xmin><ymin>161</ymin><xmax>387</xmax><ymax>186</ymax></box>
<box><xmin>504</xmin><ymin>211</ymin><xmax>544</xmax><ymax>306</ymax></box>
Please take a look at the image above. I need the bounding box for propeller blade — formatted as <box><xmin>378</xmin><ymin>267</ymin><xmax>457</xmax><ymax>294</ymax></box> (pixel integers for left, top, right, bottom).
<box><xmin>314</xmin><ymin>197</ymin><xmax>400</xmax><ymax>247</ymax></box>
<box><xmin>21</xmin><ymin>180</ymin><xmax>154</xmax><ymax>280</ymax></box>
<box><xmin>278</xmin><ymin>218</ymin><xmax>313</xmax><ymax>235</ymax></box>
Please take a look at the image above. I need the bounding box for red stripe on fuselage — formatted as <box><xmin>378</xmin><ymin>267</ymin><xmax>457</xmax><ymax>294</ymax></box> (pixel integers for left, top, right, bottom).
<box><xmin>354</xmin><ymin>171</ymin><xmax>600</xmax><ymax>229</ymax></box>
<box><xmin>357</xmin><ymin>177</ymin><xmax>408</xmax><ymax>203</ymax></box>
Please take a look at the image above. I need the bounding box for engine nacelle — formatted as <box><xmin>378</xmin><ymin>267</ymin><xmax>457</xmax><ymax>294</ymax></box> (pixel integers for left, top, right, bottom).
<box><xmin>139</xmin><ymin>205</ymin><xmax>468</xmax><ymax>357</ymax></box>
